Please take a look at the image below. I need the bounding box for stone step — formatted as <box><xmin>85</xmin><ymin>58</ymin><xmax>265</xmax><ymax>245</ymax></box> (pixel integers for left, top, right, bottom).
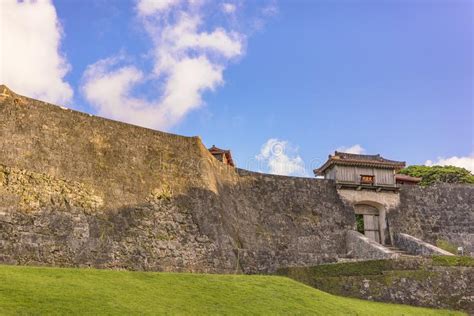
<box><xmin>398</xmin><ymin>254</ymin><xmax>420</xmax><ymax>258</ymax></box>
<box><xmin>383</xmin><ymin>246</ymin><xmax>411</xmax><ymax>255</ymax></box>
<box><xmin>386</xmin><ymin>249</ymin><xmax>409</xmax><ymax>253</ymax></box>
<box><xmin>385</xmin><ymin>247</ymin><xmax>407</xmax><ymax>251</ymax></box>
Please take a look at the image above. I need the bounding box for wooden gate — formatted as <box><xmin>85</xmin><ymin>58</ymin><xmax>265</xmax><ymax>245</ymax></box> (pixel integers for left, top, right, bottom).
<box><xmin>363</xmin><ymin>214</ymin><xmax>380</xmax><ymax>243</ymax></box>
<box><xmin>354</xmin><ymin>204</ymin><xmax>382</xmax><ymax>243</ymax></box>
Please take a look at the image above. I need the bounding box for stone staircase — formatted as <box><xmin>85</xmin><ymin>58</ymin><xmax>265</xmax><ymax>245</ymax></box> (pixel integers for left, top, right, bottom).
<box><xmin>345</xmin><ymin>231</ymin><xmax>453</xmax><ymax>260</ymax></box>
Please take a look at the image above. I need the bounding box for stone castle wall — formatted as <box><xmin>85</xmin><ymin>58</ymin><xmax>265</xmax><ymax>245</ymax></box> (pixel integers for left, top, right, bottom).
<box><xmin>216</xmin><ymin>169</ymin><xmax>354</xmax><ymax>272</ymax></box>
<box><xmin>0</xmin><ymin>87</ymin><xmax>472</xmax><ymax>273</ymax></box>
<box><xmin>0</xmin><ymin>86</ymin><xmax>219</xmax><ymax>209</ymax></box>
<box><xmin>388</xmin><ymin>184</ymin><xmax>474</xmax><ymax>255</ymax></box>
<box><xmin>0</xmin><ymin>164</ymin><xmax>354</xmax><ymax>273</ymax></box>
<box><xmin>279</xmin><ymin>258</ymin><xmax>474</xmax><ymax>313</ymax></box>
<box><xmin>0</xmin><ymin>88</ymin><xmax>354</xmax><ymax>273</ymax></box>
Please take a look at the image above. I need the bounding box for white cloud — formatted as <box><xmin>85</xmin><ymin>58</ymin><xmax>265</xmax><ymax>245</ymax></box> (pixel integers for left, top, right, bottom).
<box><xmin>82</xmin><ymin>1</ymin><xmax>245</xmax><ymax>130</ymax></box>
<box><xmin>137</xmin><ymin>0</ymin><xmax>180</xmax><ymax>16</ymax></box>
<box><xmin>155</xmin><ymin>13</ymin><xmax>243</xmax><ymax>61</ymax></box>
<box><xmin>425</xmin><ymin>154</ymin><xmax>474</xmax><ymax>173</ymax></box>
<box><xmin>256</xmin><ymin>138</ymin><xmax>307</xmax><ymax>177</ymax></box>
<box><xmin>221</xmin><ymin>3</ymin><xmax>236</xmax><ymax>14</ymax></box>
<box><xmin>82</xmin><ymin>54</ymin><xmax>225</xmax><ymax>128</ymax></box>
<box><xmin>0</xmin><ymin>0</ymin><xmax>73</xmax><ymax>105</ymax></box>
<box><xmin>336</xmin><ymin>144</ymin><xmax>366</xmax><ymax>155</ymax></box>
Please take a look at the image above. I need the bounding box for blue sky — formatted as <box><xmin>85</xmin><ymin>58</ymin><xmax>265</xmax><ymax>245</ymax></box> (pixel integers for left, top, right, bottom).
<box><xmin>1</xmin><ymin>0</ymin><xmax>473</xmax><ymax>175</ymax></box>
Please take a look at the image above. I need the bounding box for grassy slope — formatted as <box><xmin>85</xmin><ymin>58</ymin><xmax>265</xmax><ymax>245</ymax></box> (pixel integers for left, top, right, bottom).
<box><xmin>0</xmin><ymin>265</ymin><xmax>463</xmax><ymax>315</ymax></box>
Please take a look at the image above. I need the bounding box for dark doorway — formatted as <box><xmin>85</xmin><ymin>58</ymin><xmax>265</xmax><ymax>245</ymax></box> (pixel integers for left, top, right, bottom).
<box><xmin>355</xmin><ymin>214</ymin><xmax>364</xmax><ymax>234</ymax></box>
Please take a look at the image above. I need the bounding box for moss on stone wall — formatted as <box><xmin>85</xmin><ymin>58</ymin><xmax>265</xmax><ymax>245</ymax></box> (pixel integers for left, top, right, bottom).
<box><xmin>277</xmin><ymin>257</ymin><xmax>434</xmax><ymax>279</ymax></box>
<box><xmin>0</xmin><ymin>164</ymin><xmax>103</xmax><ymax>210</ymax></box>
<box><xmin>432</xmin><ymin>255</ymin><xmax>474</xmax><ymax>267</ymax></box>
<box><xmin>278</xmin><ymin>259</ymin><xmax>398</xmax><ymax>278</ymax></box>
<box><xmin>277</xmin><ymin>258</ymin><xmax>474</xmax><ymax>313</ymax></box>
<box><xmin>435</xmin><ymin>240</ymin><xmax>457</xmax><ymax>254</ymax></box>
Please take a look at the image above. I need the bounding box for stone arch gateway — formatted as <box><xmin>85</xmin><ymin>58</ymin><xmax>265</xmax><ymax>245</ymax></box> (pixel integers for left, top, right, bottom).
<box><xmin>337</xmin><ymin>190</ymin><xmax>400</xmax><ymax>245</ymax></box>
<box><xmin>314</xmin><ymin>151</ymin><xmax>405</xmax><ymax>245</ymax></box>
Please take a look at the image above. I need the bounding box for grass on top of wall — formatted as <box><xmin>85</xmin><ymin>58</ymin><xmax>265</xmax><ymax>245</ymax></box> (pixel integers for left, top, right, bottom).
<box><xmin>432</xmin><ymin>255</ymin><xmax>474</xmax><ymax>267</ymax></box>
<box><xmin>277</xmin><ymin>256</ymin><xmax>474</xmax><ymax>281</ymax></box>
<box><xmin>277</xmin><ymin>259</ymin><xmax>401</xmax><ymax>279</ymax></box>
<box><xmin>436</xmin><ymin>240</ymin><xmax>458</xmax><ymax>254</ymax></box>
<box><xmin>0</xmin><ymin>265</ymin><xmax>463</xmax><ymax>315</ymax></box>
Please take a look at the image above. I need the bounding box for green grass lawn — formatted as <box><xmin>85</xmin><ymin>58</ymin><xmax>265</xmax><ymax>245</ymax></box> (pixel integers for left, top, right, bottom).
<box><xmin>0</xmin><ymin>265</ymin><xmax>463</xmax><ymax>315</ymax></box>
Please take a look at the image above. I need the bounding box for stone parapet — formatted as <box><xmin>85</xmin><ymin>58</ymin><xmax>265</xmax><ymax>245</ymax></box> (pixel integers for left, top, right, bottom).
<box><xmin>346</xmin><ymin>230</ymin><xmax>399</xmax><ymax>260</ymax></box>
<box><xmin>394</xmin><ymin>233</ymin><xmax>454</xmax><ymax>257</ymax></box>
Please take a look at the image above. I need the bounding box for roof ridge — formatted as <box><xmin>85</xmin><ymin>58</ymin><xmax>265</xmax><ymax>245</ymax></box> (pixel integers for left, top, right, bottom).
<box><xmin>314</xmin><ymin>151</ymin><xmax>406</xmax><ymax>176</ymax></box>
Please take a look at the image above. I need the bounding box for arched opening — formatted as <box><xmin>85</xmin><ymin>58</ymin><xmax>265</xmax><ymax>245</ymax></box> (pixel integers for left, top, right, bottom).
<box><xmin>354</xmin><ymin>204</ymin><xmax>382</xmax><ymax>243</ymax></box>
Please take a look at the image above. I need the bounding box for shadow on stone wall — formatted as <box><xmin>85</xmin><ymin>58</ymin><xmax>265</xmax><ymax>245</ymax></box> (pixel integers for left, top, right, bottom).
<box><xmin>0</xmin><ymin>170</ymin><xmax>355</xmax><ymax>274</ymax></box>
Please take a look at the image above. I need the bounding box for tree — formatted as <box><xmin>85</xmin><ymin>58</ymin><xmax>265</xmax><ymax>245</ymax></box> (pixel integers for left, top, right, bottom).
<box><xmin>398</xmin><ymin>165</ymin><xmax>474</xmax><ymax>186</ymax></box>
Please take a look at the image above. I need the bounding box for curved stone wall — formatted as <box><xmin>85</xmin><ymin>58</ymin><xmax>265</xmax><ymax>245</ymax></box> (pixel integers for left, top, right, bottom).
<box><xmin>0</xmin><ymin>87</ymin><xmax>472</xmax><ymax>274</ymax></box>
<box><xmin>0</xmin><ymin>88</ymin><xmax>354</xmax><ymax>273</ymax></box>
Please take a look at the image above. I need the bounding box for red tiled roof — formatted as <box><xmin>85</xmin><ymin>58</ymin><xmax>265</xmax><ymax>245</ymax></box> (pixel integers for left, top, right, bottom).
<box><xmin>314</xmin><ymin>151</ymin><xmax>405</xmax><ymax>175</ymax></box>
<box><xmin>208</xmin><ymin>145</ymin><xmax>235</xmax><ymax>167</ymax></box>
<box><xmin>395</xmin><ymin>174</ymin><xmax>422</xmax><ymax>183</ymax></box>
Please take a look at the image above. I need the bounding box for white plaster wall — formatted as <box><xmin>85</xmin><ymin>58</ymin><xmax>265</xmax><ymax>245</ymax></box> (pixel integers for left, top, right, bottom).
<box><xmin>336</xmin><ymin>189</ymin><xmax>400</xmax><ymax>210</ymax></box>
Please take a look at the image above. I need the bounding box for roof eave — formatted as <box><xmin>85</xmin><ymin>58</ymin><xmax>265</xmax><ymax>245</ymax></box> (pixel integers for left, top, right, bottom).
<box><xmin>313</xmin><ymin>160</ymin><xmax>334</xmax><ymax>176</ymax></box>
<box><xmin>314</xmin><ymin>159</ymin><xmax>405</xmax><ymax>176</ymax></box>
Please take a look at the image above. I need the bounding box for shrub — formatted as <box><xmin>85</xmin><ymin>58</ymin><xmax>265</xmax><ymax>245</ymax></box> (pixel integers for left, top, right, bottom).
<box><xmin>398</xmin><ymin>165</ymin><xmax>474</xmax><ymax>186</ymax></box>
